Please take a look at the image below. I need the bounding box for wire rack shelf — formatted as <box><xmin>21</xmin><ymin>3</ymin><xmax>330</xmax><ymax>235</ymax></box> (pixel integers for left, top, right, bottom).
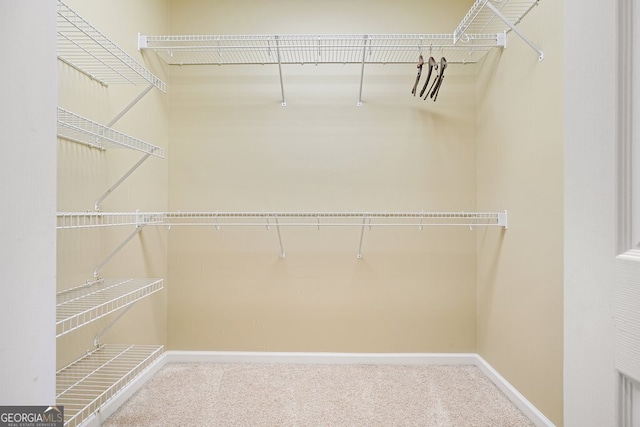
<box><xmin>454</xmin><ymin>0</ymin><xmax>539</xmax><ymax>42</ymax></box>
<box><xmin>160</xmin><ymin>211</ymin><xmax>508</xmax><ymax>228</ymax></box>
<box><xmin>139</xmin><ymin>33</ymin><xmax>500</xmax><ymax>65</ymax></box>
<box><xmin>56</xmin><ymin>212</ymin><xmax>163</xmax><ymax>229</ymax></box>
<box><xmin>57</xmin><ymin>108</ymin><xmax>165</xmax><ymax>157</ymax></box>
<box><xmin>56</xmin><ymin>279</ymin><xmax>164</xmax><ymax>338</ymax></box>
<box><xmin>57</xmin><ymin>0</ymin><xmax>166</xmax><ymax>91</ymax></box>
<box><xmin>57</xmin><ymin>211</ymin><xmax>507</xmax><ymax>228</ymax></box>
<box><xmin>56</xmin><ymin>344</ymin><xmax>163</xmax><ymax>427</ymax></box>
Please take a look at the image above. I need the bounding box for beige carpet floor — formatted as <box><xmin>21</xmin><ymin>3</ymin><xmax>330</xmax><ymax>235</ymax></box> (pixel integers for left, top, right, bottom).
<box><xmin>103</xmin><ymin>363</ymin><xmax>535</xmax><ymax>427</ymax></box>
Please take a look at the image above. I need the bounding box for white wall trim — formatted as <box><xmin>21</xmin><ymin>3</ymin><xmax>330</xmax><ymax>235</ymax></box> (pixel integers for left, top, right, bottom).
<box><xmin>79</xmin><ymin>351</ymin><xmax>553</xmax><ymax>427</ymax></box>
<box><xmin>164</xmin><ymin>350</ymin><xmax>478</xmax><ymax>365</ymax></box>
<box><xmin>474</xmin><ymin>355</ymin><xmax>555</xmax><ymax>427</ymax></box>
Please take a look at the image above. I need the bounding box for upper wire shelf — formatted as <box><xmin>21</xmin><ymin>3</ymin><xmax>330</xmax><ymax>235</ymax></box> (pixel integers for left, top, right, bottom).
<box><xmin>57</xmin><ymin>107</ymin><xmax>165</xmax><ymax>157</ymax></box>
<box><xmin>56</xmin><ymin>278</ymin><xmax>164</xmax><ymax>338</ymax></box>
<box><xmin>56</xmin><ymin>344</ymin><xmax>163</xmax><ymax>427</ymax></box>
<box><xmin>57</xmin><ymin>211</ymin><xmax>508</xmax><ymax>229</ymax></box>
<box><xmin>454</xmin><ymin>0</ymin><xmax>539</xmax><ymax>42</ymax></box>
<box><xmin>139</xmin><ymin>33</ymin><xmax>501</xmax><ymax>65</ymax></box>
<box><xmin>139</xmin><ymin>0</ymin><xmax>541</xmax><ymax>66</ymax></box>
<box><xmin>57</xmin><ymin>0</ymin><xmax>166</xmax><ymax>92</ymax></box>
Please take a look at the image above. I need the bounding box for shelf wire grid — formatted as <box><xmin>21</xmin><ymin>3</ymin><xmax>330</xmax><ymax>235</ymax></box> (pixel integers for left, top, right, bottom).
<box><xmin>56</xmin><ymin>344</ymin><xmax>163</xmax><ymax>427</ymax></box>
<box><xmin>56</xmin><ymin>279</ymin><xmax>164</xmax><ymax>338</ymax></box>
<box><xmin>454</xmin><ymin>0</ymin><xmax>539</xmax><ymax>42</ymax></box>
<box><xmin>141</xmin><ymin>33</ymin><xmax>499</xmax><ymax>65</ymax></box>
<box><xmin>57</xmin><ymin>0</ymin><xmax>166</xmax><ymax>92</ymax></box>
<box><xmin>160</xmin><ymin>211</ymin><xmax>508</xmax><ymax>228</ymax></box>
<box><xmin>57</xmin><ymin>211</ymin><xmax>507</xmax><ymax>228</ymax></box>
<box><xmin>57</xmin><ymin>108</ymin><xmax>165</xmax><ymax>157</ymax></box>
<box><xmin>57</xmin><ymin>212</ymin><xmax>163</xmax><ymax>229</ymax></box>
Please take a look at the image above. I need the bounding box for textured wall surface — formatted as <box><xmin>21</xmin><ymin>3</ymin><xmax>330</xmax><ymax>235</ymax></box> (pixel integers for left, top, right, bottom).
<box><xmin>475</xmin><ymin>1</ymin><xmax>564</xmax><ymax>424</ymax></box>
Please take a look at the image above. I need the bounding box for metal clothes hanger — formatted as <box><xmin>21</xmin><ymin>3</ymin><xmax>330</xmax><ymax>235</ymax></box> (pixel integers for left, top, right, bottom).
<box><xmin>419</xmin><ymin>56</ymin><xmax>437</xmax><ymax>98</ymax></box>
<box><xmin>429</xmin><ymin>57</ymin><xmax>447</xmax><ymax>101</ymax></box>
<box><xmin>411</xmin><ymin>54</ymin><xmax>424</xmax><ymax>96</ymax></box>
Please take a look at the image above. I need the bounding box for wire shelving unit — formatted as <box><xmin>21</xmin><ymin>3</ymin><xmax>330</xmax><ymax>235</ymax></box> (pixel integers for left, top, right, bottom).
<box><xmin>56</xmin><ymin>212</ymin><xmax>162</xmax><ymax>229</ymax></box>
<box><xmin>57</xmin><ymin>108</ymin><xmax>165</xmax><ymax>157</ymax></box>
<box><xmin>138</xmin><ymin>0</ymin><xmax>541</xmax><ymax>104</ymax></box>
<box><xmin>455</xmin><ymin>0</ymin><xmax>539</xmax><ymax>40</ymax></box>
<box><xmin>138</xmin><ymin>0</ymin><xmax>541</xmax><ymax>67</ymax></box>
<box><xmin>56</xmin><ymin>278</ymin><xmax>164</xmax><ymax>338</ymax></box>
<box><xmin>57</xmin><ymin>211</ymin><xmax>508</xmax><ymax>229</ymax></box>
<box><xmin>57</xmin><ymin>210</ymin><xmax>507</xmax><ymax>259</ymax></box>
<box><xmin>56</xmin><ymin>344</ymin><xmax>163</xmax><ymax>427</ymax></box>
<box><xmin>57</xmin><ymin>0</ymin><xmax>165</xmax><ymax>91</ymax></box>
<box><xmin>138</xmin><ymin>33</ymin><xmax>501</xmax><ymax>66</ymax></box>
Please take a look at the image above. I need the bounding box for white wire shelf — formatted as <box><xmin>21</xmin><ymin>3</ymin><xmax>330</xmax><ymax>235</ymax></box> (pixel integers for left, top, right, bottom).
<box><xmin>56</xmin><ymin>278</ymin><xmax>164</xmax><ymax>338</ymax></box>
<box><xmin>57</xmin><ymin>211</ymin><xmax>508</xmax><ymax>228</ymax></box>
<box><xmin>57</xmin><ymin>108</ymin><xmax>165</xmax><ymax>157</ymax></box>
<box><xmin>57</xmin><ymin>212</ymin><xmax>163</xmax><ymax>229</ymax></box>
<box><xmin>454</xmin><ymin>0</ymin><xmax>539</xmax><ymax>42</ymax></box>
<box><xmin>57</xmin><ymin>0</ymin><xmax>166</xmax><ymax>91</ymax></box>
<box><xmin>161</xmin><ymin>211</ymin><xmax>508</xmax><ymax>227</ymax></box>
<box><xmin>139</xmin><ymin>1</ymin><xmax>541</xmax><ymax>67</ymax></box>
<box><xmin>138</xmin><ymin>33</ymin><xmax>501</xmax><ymax>65</ymax></box>
<box><xmin>56</xmin><ymin>344</ymin><xmax>163</xmax><ymax>427</ymax></box>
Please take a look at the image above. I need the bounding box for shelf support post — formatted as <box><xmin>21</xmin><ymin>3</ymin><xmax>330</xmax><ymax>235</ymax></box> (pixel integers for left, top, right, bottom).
<box><xmin>275</xmin><ymin>36</ymin><xmax>286</xmax><ymax>106</ymax></box>
<box><xmin>93</xmin><ymin>222</ymin><xmax>145</xmax><ymax>278</ymax></box>
<box><xmin>275</xmin><ymin>217</ymin><xmax>286</xmax><ymax>259</ymax></box>
<box><xmin>357</xmin><ymin>35</ymin><xmax>369</xmax><ymax>106</ymax></box>
<box><xmin>484</xmin><ymin>1</ymin><xmax>544</xmax><ymax>61</ymax></box>
<box><xmin>357</xmin><ymin>216</ymin><xmax>367</xmax><ymax>259</ymax></box>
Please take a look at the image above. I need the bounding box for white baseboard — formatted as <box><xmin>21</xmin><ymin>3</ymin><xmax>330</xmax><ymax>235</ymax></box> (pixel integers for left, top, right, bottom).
<box><xmin>79</xmin><ymin>351</ymin><xmax>554</xmax><ymax>427</ymax></box>
<box><xmin>474</xmin><ymin>355</ymin><xmax>555</xmax><ymax>427</ymax></box>
<box><xmin>164</xmin><ymin>350</ymin><xmax>478</xmax><ymax>365</ymax></box>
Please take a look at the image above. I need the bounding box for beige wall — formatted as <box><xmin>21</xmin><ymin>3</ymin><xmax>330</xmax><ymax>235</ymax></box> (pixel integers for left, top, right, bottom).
<box><xmin>167</xmin><ymin>0</ymin><xmax>480</xmax><ymax>352</ymax></box>
<box><xmin>56</xmin><ymin>0</ymin><xmax>170</xmax><ymax>369</ymax></box>
<box><xmin>475</xmin><ymin>1</ymin><xmax>563</xmax><ymax>425</ymax></box>
<box><xmin>53</xmin><ymin>0</ymin><xmax>564</xmax><ymax>423</ymax></box>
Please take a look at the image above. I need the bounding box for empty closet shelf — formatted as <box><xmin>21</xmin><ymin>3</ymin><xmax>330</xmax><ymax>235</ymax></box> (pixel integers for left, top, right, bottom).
<box><xmin>57</xmin><ymin>0</ymin><xmax>165</xmax><ymax>91</ymax></box>
<box><xmin>160</xmin><ymin>211</ymin><xmax>508</xmax><ymax>228</ymax></box>
<box><xmin>56</xmin><ymin>344</ymin><xmax>163</xmax><ymax>427</ymax></box>
<box><xmin>138</xmin><ymin>33</ymin><xmax>500</xmax><ymax>65</ymax></box>
<box><xmin>454</xmin><ymin>0</ymin><xmax>539</xmax><ymax>42</ymax></box>
<box><xmin>57</xmin><ymin>108</ymin><xmax>165</xmax><ymax>157</ymax></box>
<box><xmin>56</xmin><ymin>279</ymin><xmax>164</xmax><ymax>338</ymax></box>
<box><xmin>57</xmin><ymin>212</ymin><xmax>163</xmax><ymax>229</ymax></box>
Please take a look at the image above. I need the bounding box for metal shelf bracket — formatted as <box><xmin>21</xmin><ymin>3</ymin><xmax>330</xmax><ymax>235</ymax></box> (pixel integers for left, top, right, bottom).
<box><xmin>484</xmin><ymin>1</ymin><xmax>543</xmax><ymax>61</ymax></box>
<box><xmin>94</xmin><ymin>151</ymin><xmax>157</xmax><ymax>211</ymax></box>
<box><xmin>93</xmin><ymin>214</ymin><xmax>146</xmax><ymax>277</ymax></box>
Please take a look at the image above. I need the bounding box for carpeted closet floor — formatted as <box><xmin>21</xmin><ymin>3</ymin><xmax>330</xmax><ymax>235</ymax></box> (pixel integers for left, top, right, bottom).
<box><xmin>103</xmin><ymin>363</ymin><xmax>535</xmax><ymax>427</ymax></box>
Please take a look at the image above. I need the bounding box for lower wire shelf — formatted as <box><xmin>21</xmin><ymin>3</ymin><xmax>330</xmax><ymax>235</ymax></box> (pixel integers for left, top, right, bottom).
<box><xmin>56</xmin><ymin>344</ymin><xmax>164</xmax><ymax>427</ymax></box>
<box><xmin>56</xmin><ymin>278</ymin><xmax>164</xmax><ymax>338</ymax></box>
